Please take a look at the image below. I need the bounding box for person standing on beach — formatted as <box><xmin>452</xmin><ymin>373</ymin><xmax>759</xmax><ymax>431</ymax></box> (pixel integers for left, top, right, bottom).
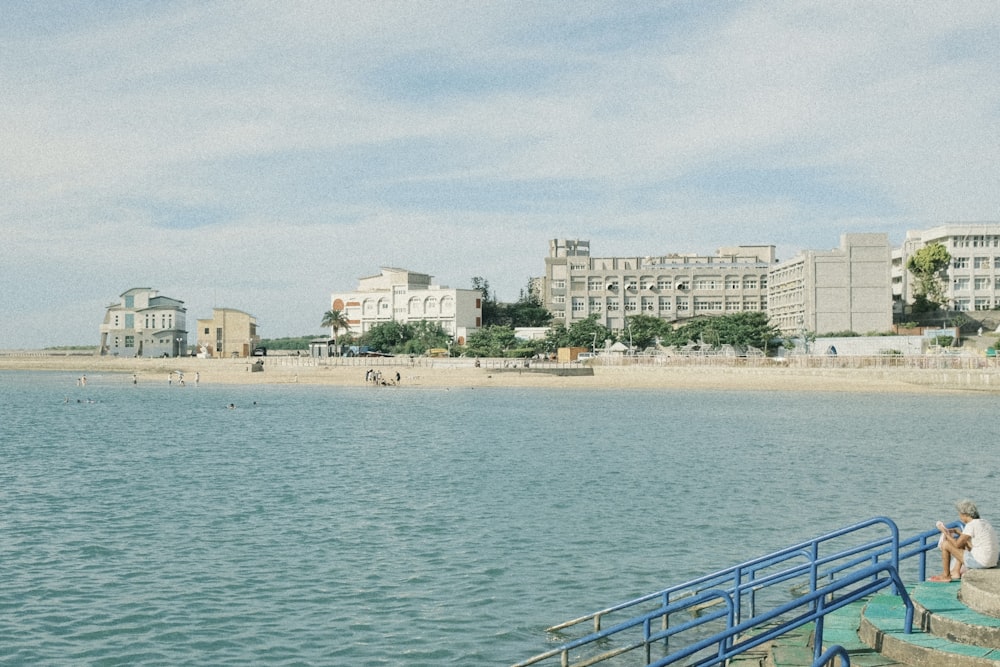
<box><xmin>931</xmin><ymin>499</ymin><xmax>999</xmax><ymax>582</ymax></box>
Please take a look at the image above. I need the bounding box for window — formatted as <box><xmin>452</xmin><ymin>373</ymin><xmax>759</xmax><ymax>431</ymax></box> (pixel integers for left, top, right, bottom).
<box><xmin>658</xmin><ymin>297</ymin><xmax>672</xmax><ymax>310</ymax></box>
<box><xmin>657</xmin><ymin>277</ymin><xmax>672</xmax><ymax>290</ymax></box>
<box><xmin>975</xmin><ymin>277</ymin><xmax>990</xmax><ymax>290</ymax></box>
<box><xmin>124</xmin><ymin>296</ymin><xmax>134</xmax><ymax>308</ymax></box>
<box><xmin>125</xmin><ymin>335</ymin><xmax>134</xmax><ymax>348</ymax></box>
<box><xmin>974</xmin><ymin>257</ymin><xmax>990</xmax><ymax>269</ymax></box>
<box><xmin>726</xmin><ymin>278</ymin><xmax>741</xmax><ymax>290</ymax></box>
<box><xmin>694</xmin><ymin>279</ymin><xmax>720</xmax><ymax>290</ymax></box>
<box><xmin>552</xmin><ymin>279</ymin><xmax>566</xmax><ymax>289</ymax></box>
<box><xmin>607</xmin><ymin>298</ymin><xmax>619</xmax><ymax>311</ymax></box>
<box><xmin>726</xmin><ymin>301</ymin><xmax>742</xmax><ymax>311</ymax></box>
<box><xmin>976</xmin><ymin>298</ymin><xmax>992</xmax><ymax>311</ymax></box>
<box><xmin>204</xmin><ymin>328</ymin><xmax>210</xmax><ymax>335</ymax></box>
<box><xmin>588</xmin><ymin>278</ymin><xmax>603</xmax><ymax>291</ymax></box>
<box><xmin>624</xmin><ymin>298</ymin><xmax>637</xmax><ymax>311</ymax></box>
<box><xmin>994</xmin><ymin>257</ymin><xmax>1000</xmax><ymax>269</ymax></box>
<box><xmin>743</xmin><ymin>278</ymin><xmax>758</xmax><ymax>289</ymax></box>
<box><xmin>589</xmin><ymin>297</ymin><xmax>602</xmax><ymax>311</ymax></box>
<box><xmin>125</xmin><ymin>314</ymin><xmax>134</xmax><ymax>329</ymax></box>
<box><xmin>572</xmin><ymin>298</ymin><xmax>586</xmax><ymax>312</ymax></box>
<box><xmin>676</xmin><ymin>298</ymin><xmax>689</xmax><ymax>311</ymax></box>
<box><xmin>553</xmin><ymin>296</ymin><xmax>565</xmax><ymax>304</ymax></box>
<box><xmin>953</xmin><ymin>257</ymin><xmax>969</xmax><ymax>269</ymax></box>
<box><xmin>953</xmin><ymin>278</ymin><xmax>970</xmax><ymax>291</ymax></box>
<box><xmin>955</xmin><ymin>298</ymin><xmax>971</xmax><ymax>311</ymax></box>
<box><xmin>694</xmin><ymin>299</ymin><xmax>722</xmax><ymax>311</ymax></box>
<box><xmin>641</xmin><ymin>297</ymin><xmax>655</xmax><ymax>311</ymax></box>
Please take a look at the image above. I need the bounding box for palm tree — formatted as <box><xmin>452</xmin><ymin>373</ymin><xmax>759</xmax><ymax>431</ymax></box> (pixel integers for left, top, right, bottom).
<box><xmin>320</xmin><ymin>309</ymin><xmax>351</xmax><ymax>356</ymax></box>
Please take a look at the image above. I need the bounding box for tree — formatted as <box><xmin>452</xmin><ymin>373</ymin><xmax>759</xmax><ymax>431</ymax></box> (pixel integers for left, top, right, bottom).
<box><xmin>542</xmin><ymin>314</ymin><xmax>613</xmax><ymax>352</ymax></box>
<box><xmin>471</xmin><ymin>276</ymin><xmax>503</xmax><ymax>326</ymax></box>
<box><xmin>622</xmin><ymin>314</ymin><xmax>670</xmax><ymax>350</ymax></box>
<box><xmin>362</xmin><ymin>320</ymin><xmax>410</xmax><ymax>353</ymax></box>
<box><xmin>471</xmin><ymin>277</ymin><xmax>552</xmax><ymax>327</ymax></box>
<box><xmin>361</xmin><ymin>320</ymin><xmax>451</xmax><ymax>355</ymax></box>
<box><xmin>906</xmin><ymin>242</ymin><xmax>951</xmax><ymax>312</ymax></box>
<box><xmin>464</xmin><ymin>325</ymin><xmax>519</xmax><ymax>357</ymax></box>
<box><xmin>320</xmin><ymin>309</ymin><xmax>351</xmax><ymax>355</ymax></box>
<box><xmin>504</xmin><ymin>286</ymin><xmax>552</xmax><ymax>327</ymax></box>
<box><xmin>659</xmin><ymin>312</ymin><xmax>779</xmax><ymax>352</ymax></box>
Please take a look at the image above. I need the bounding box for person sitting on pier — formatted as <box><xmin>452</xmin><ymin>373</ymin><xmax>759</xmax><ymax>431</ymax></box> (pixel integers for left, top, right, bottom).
<box><xmin>930</xmin><ymin>499</ymin><xmax>999</xmax><ymax>582</ymax></box>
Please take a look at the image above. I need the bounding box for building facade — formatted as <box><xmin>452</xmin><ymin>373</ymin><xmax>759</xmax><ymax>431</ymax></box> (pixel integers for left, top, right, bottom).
<box><xmin>331</xmin><ymin>267</ymin><xmax>482</xmax><ymax>345</ymax></box>
<box><xmin>195</xmin><ymin>308</ymin><xmax>260</xmax><ymax>358</ymax></box>
<box><xmin>767</xmin><ymin>234</ymin><xmax>892</xmax><ymax>335</ymax></box>
<box><xmin>99</xmin><ymin>287</ymin><xmax>187</xmax><ymax>357</ymax></box>
<box><xmin>894</xmin><ymin>223</ymin><xmax>1000</xmax><ymax>314</ymax></box>
<box><xmin>541</xmin><ymin>239</ymin><xmax>776</xmax><ymax>331</ymax></box>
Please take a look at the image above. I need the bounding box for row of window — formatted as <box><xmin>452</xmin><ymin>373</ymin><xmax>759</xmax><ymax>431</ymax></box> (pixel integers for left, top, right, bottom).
<box><xmin>356</xmin><ymin>296</ymin><xmax>457</xmax><ymax>316</ymax></box>
<box><xmin>112</xmin><ymin>313</ymin><xmax>177</xmax><ymax>330</ymax></box>
<box><xmin>951</xmin><ymin>257</ymin><xmax>1000</xmax><ymax>269</ymax></box>
<box><xmin>949</xmin><ymin>237</ymin><xmax>1000</xmax><ymax>249</ymax></box>
<box><xmin>553</xmin><ymin>278</ymin><xmax>766</xmax><ymax>291</ymax></box>
<box><xmin>111</xmin><ymin>335</ymin><xmax>178</xmax><ymax>348</ymax></box>
<box><xmin>560</xmin><ymin>296</ymin><xmax>764</xmax><ymax>313</ymax></box>
<box><xmin>955</xmin><ymin>298</ymin><xmax>1000</xmax><ymax>311</ymax></box>
<box><xmin>952</xmin><ymin>277</ymin><xmax>1000</xmax><ymax>290</ymax></box>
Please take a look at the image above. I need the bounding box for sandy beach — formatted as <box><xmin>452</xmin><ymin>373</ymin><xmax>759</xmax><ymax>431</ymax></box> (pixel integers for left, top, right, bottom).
<box><xmin>3</xmin><ymin>352</ymin><xmax>999</xmax><ymax>394</ymax></box>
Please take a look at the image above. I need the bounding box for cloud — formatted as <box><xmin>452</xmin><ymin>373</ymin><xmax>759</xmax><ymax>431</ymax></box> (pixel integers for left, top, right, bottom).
<box><xmin>1</xmin><ymin>1</ymin><xmax>997</xmax><ymax>347</ymax></box>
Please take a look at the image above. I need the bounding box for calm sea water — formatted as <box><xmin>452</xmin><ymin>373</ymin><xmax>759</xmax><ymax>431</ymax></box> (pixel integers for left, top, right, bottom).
<box><xmin>2</xmin><ymin>370</ymin><xmax>997</xmax><ymax>666</ymax></box>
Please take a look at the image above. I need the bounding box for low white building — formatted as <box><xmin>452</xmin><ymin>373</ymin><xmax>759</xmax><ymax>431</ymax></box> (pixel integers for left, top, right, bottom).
<box><xmin>331</xmin><ymin>267</ymin><xmax>482</xmax><ymax>345</ymax></box>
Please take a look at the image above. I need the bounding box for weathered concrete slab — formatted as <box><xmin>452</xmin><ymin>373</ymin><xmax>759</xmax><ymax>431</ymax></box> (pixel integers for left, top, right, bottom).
<box><xmin>962</xmin><ymin>569</ymin><xmax>1000</xmax><ymax>618</ymax></box>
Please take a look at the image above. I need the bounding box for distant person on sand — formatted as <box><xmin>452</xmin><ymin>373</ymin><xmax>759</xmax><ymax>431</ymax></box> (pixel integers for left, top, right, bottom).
<box><xmin>931</xmin><ymin>499</ymin><xmax>999</xmax><ymax>582</ymax></box>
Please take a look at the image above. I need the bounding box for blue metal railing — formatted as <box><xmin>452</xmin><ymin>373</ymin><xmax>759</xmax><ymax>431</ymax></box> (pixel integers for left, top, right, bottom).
<box><xmin>812</xmin><ymin>645</ymin><xmax>850</xmax><ymax>667</ymax></box>
<box><xmin>515</xmin><ymin>517</ymin><xmax>955</xmax><ymax>667</ymax></box>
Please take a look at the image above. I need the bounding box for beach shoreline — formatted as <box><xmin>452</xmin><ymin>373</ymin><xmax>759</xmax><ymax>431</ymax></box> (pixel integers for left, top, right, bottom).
<box><xmin>3</xmin><ymin>353</ymin><xmax>999</xmax><ymax>394</ymax></box>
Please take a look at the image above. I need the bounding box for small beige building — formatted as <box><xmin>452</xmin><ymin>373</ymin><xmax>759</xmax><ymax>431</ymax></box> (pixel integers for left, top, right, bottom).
<box><xmin>196</xmin><ymin>308</ymin><xmax>260</xmax><ymax>358</ymax></box>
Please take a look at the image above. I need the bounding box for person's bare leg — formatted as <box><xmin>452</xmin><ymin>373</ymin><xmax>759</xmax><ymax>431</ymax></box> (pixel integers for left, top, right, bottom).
<box><xmin>942</xmin><ymin>542</ymin><xmax>965</xmax><ymax>579</ymax></box>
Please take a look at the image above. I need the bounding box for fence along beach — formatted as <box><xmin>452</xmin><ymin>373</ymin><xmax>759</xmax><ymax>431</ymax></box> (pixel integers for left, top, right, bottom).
<box><xmin>2</xmin><ymin>352</ymin><xmax>999</xmax><ymax>393</ymax></box>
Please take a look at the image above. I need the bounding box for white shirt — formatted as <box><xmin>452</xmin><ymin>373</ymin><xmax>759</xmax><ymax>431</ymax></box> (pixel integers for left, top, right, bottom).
<box><xmin>963</xmin><ymin>518</ymin><xmax>999</xmax><ymax>568</ymax></box>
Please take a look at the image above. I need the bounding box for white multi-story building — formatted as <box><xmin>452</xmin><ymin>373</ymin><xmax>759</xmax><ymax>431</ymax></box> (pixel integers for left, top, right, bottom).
<box><xmin>894</xmin><ymin>223</ymin><xmax>1000</xmax><ymax>313</ymax></box>
<box><xmin>331</xmin><ymin>268</ymin><xmax>482</xmax><ymax>345</ymax></box>
<box><xmin>768</xmin><ymin>234</ymin><xmax>892</xmax><ymax>335</ymax></box>
<box><xmin>99</xmin><ymin>287</ymin><xmax>188</xmax><ymax>357</ymax></box>
<box><xmin>541</xmin><ymin>239</ymin><xmax>776</xmax><ymax>331</ymax></box>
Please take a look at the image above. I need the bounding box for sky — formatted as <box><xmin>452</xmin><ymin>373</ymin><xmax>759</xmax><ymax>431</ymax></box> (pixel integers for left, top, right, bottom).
<box><xmin>2</xmin><ymin>1</ymin><xmax>998</xmax><ymax>348</ymax></box>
